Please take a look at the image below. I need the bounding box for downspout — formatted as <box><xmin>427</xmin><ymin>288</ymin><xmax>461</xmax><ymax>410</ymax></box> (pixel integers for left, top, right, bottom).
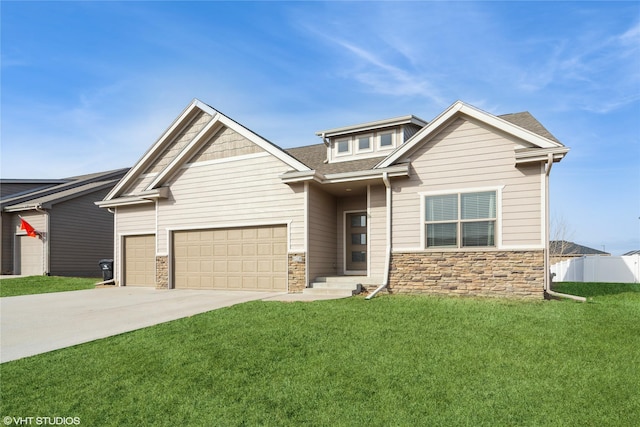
<box><xmin>543</xmin><ymin>154</ymin><xmax>586</xmax><ymax>302</ymax></box>
<box><xmin>366</xmin><ymin>172</ymin><xmax>392</xmax><ymax>299</ymax></box>
<box><xmin>107</xmin><ymin>207</ymin><xmax>119</xmax><ymax>286</ymax></box>
<box><xmin>34</xmin><ymin>204</ymin><xmax>50</xmax><ymax>275</ymax></box>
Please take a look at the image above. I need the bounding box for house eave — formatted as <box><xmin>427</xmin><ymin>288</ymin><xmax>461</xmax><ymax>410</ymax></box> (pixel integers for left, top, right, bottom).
<box><xmin>280</xmin><ymin>164</ymin><xmax>409</xmax><ymax>185</ymax></box>
<box><xmin>315</xmin><ymin>115</ymin><xmax>428</xmax><ymax>138</ymax></box>
<box><xmin>515</xmin><ymin>147</ymin><xmax>569</xmax><ymax>164</ymax></box>
<box><xmin>95</xmin><ymin>187</ymin><xmax>168</xmax><ymax>208</ymax></box>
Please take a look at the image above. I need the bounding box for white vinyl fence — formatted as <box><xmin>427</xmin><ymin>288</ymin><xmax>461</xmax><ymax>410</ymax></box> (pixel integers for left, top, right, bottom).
<box><xmin>551</xmin><ymin>255</ymin><xmax>640</xmax><ymax>283</ymax></box>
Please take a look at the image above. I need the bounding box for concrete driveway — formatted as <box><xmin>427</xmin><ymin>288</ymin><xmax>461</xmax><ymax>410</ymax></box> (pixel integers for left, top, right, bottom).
<box><xmin>0</xmin><ymin>287</ymin><xmax>292</xmax><ymax>363</ymax></box>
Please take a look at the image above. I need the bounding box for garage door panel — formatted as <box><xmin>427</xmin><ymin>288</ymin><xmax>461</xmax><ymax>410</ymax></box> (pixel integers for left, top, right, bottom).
<box><xmin>124</xmin><ymin>235</ymin><xmax>155</xmax><ymax>287</ymax></box>
<box><xmin>173</xmin><ymin>225</ymin><xmax>287</xmax><ymax>291</ymax></box>
<box><xmin>17</xmin><ymin>236</ymin><xmax>43</xmax><ymax>276</ymax></box>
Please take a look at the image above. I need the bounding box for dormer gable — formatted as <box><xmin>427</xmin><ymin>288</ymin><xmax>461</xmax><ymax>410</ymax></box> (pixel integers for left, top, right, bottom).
<box><xmin>315</xmin><ymin>115</ymin><xmax>427</xmax><ymax>164</ymax></box>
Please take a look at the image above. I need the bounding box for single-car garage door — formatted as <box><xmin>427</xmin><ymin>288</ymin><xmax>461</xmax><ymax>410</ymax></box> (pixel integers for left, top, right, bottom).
<box><xmin>173</xmin><ymin>225</ymin><xmax>287</xmax><ymax>291</ymax></box>
<box><xmin>124</xmin><ymin>235</ymin><xmax>155</xmax><ymax>286</ymax></box>
<box><xmin>16</xmin><ymin>235</ymin><xmax>43</xmax><ymax>276</ymax></box>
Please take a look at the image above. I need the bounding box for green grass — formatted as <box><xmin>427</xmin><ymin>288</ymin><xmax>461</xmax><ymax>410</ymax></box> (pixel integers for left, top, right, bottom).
<box><xmin>0</xmin><ymin>276</ymin><xmax>98</xmax><ymax>297</ymax></box>
<box><xmin>553</xmin><ymin>281</ymin><xmax>640</xmax><ymax>298</ymax></box>
<box><xmin>1</xmin><ymin>286</ymin><xmax>639</xmax><ymax>426</ymax></box>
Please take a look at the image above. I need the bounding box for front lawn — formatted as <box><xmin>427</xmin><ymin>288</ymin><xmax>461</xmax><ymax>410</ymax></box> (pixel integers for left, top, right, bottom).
<box><xmin>1</xmin><ymin>286</ymin><xmax>639</xmax><ymax>425</ymax></box>
<box><xmin>0</xmin><ymin>276</ymin><xmax>98</xmax><ymax>297</ymax></box>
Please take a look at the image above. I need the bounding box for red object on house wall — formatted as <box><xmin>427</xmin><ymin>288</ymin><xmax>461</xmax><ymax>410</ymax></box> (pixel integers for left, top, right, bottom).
<box><xmin>20</xmin><ymin>218</ymin><xmax>40</xmax><ymax>238</ymax></box>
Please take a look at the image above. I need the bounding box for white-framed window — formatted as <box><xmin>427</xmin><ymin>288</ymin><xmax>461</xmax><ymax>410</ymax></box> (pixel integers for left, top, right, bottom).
<box><xmin>356</xmin><ymin>134</ymin><xmax>373</xmax><ymax>153</ymax></box>
<box><xmin>335</xmin><ymin>138</ymin><xmax>351</xmax><ymax>156</ymax></box>
<box><xmin>378</xmin><ymin>131</ymin><xmax>395</xmax><ymax>149</ymax></box>
<box><xmin>424</xmin><ymin>191</ymin><xmax>497</xmax><ymax>248</ymax></box>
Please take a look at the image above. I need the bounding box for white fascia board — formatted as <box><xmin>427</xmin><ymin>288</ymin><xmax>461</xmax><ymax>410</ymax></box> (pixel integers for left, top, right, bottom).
<box><xmin>515</xmin><ymin>147</ymin><xmax>569</xmax><ymax>164</ymax></box>
<box><xmin>145</xmin><ymin>113</ymin><xmax>222</xmax><ymax>190</ymax></box>
<box><xmin>315</xmin><ymin>115</ymin><xmax>427</xmax><ymax>138</ymax></box>
<box><xmin>95</xmin><ymin>188</ymin><xmax>168</xmax><ymax>208</ymax></box>
<box><xmin>280</xmin><ymin>164</ymin><xmax>409</xmax><ymax>185</ymax></box>
<box><xmin>280</xmin><ymin>170</ymin><xmax>322</xmax><ymax>183</ymax></box>
<box><xmin>376</xmin><ymin>101</ymin><xmax>564</xmax><ymax>169</ymax></box>
<box><xmin>95</xmin><ymin>197</ymin><xmax>155</xmax><ymax>208</ymax></box>
<box><xmin>216</xmin><ymin>115</ymin><xmax>311</xmax><ymax>172</ymax></box>
<box><xmin>104</xmin><ymin>99</ymin><xmax>205</xmax><ymax>201</ymax></box>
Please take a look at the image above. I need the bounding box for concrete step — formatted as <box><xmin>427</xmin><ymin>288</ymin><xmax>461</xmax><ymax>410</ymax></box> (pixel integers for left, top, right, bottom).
<box><xmin>314</xmin><ymin>276</ymin><xmax>367</xmax><ymax>284</ymax></box>
<box><xmin>302</xmin><ymin>287</ymin><xmax>357</xmax><ymax>297</ymax></box>
<box><xmin>303</xmin><ymin>276</ymin><xmax>363</xmax><ymax>297</ymax></box>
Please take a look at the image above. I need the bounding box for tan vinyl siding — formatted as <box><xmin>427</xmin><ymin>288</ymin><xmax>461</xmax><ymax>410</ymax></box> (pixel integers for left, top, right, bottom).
<box><xmin>393</xmin><ymin>117</ymin><xmax>542</xmax><ymax>249</ymax></box>
<box><xmin>49</xmin><ymin>188</ymin><xmax>114</xmax><ymax>277</ymax></box>
<box><xmin>368</xmin><ymin>185</ymin><xmax>386</xmax><ymax>280</ymax></box>
<box><xmin>157</xmin><ymin>153</ymin><xmax>305</xmax><ymax>255</ymax></box>
<box><xmin>308</xmin><ymin>185</ymin><xmax>337</xmax><ymax>281</ymax></box>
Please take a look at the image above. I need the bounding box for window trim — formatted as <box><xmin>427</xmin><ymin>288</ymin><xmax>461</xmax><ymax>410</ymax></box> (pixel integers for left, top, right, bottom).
<box><xmin>355</xmin><ymin>133</ymin><xmax>373</xmax><ymax>154</ymax></box>
<box><xmin>335</xmin><ymin>137</ymin><xmax>352</xmax><ymax>157</ymax></box>
<box><xmin>420</xmin><ymin>186</ymin><xmax>504</xmax><ymax>250</ymax></box>
<box><xmin>377</xmin><ymin>130</ymin><xmax>395</xmax><ymax>150</ymax></box>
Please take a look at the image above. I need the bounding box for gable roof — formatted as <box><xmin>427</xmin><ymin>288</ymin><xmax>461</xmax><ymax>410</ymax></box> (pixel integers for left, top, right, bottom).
<box><xmin>550</xmin><ymin>240</ymin><xmax>610</xmax><ymax>256</ymax></box>
<box><xmin>375</xmin><ymin>101</ymin><xmax>568</xmax><ymax>169</ymax></box>
<box><xmin>103</xmin><ymin>99</ymin><xmax>310</xmax><ymax>203</ymax></box>
<box><xmin>1</xmin><ymin>168</ymin><xmax>128</xmax><ymax>212</ymax></box>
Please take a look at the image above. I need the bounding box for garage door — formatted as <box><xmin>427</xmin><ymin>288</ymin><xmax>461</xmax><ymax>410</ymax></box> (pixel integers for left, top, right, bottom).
<box><xmin>124</xmin><ymin>235</ymin><xmax>155</xmax><ymax>286</ymax></box>
<box><xmin>17</xmin><ymin>236</ymin><xmax>43</xmax><ymax>275</ymax></box>
<box><xmin>173</xmin><ymin>225</ymin><xmax>287</xmax><ymax>291</ymax></box>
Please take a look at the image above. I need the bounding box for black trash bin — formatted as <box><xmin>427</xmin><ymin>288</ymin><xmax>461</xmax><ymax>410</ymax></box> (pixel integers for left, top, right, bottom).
<box><xmin>98</xmin><ymin>259</ymin><xmax>114</xmax><ymax>281</ymax></box>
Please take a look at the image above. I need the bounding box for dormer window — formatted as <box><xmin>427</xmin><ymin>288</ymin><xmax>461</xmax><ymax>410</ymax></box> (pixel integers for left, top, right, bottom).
<box><xmin>378</xmin><ymin>131</ymin><xmax>394</xmax><ymax>149</ymax></box>
<box><xmin>336</xmin><ymin>138</ymin><xmax>351</xmax><ymax>156</ymax></box>
<box><xmin>357</xmin><ymin>134</ymin><xmax>373</xmax><ymax>153</ymax></box>
<box><xmin>318</xmin><ymin>115</ymin><xmax>428</xmax><ymax>164</ymax></box>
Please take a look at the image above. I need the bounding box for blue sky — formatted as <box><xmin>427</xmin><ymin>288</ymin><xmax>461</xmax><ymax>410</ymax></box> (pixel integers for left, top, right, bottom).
<box><xmin>1</xmin><ymin>1</ymin><xmax>639</xmax><ymax>255</ymax></box>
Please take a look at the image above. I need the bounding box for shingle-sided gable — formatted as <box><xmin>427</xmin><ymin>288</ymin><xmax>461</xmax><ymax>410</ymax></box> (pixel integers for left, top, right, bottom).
<box><xmin>102</xmin><ymin>99</ymin><xmax>310</xmax><ymax>205</ymax></box>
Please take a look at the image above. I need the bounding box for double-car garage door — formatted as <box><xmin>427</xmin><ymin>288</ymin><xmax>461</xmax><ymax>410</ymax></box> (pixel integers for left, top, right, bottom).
<box><xmin>173</xmin><ymin>225</ymin><xmax>287</xmax><ymax>291</ymax></box>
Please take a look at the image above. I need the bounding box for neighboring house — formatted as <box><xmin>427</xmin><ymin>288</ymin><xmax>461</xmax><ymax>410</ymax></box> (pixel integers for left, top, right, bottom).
<box><xmin>1</xmin><ymin>169</ymin><xmax>129</xmax><ymax>276</ymax></box>
<box><xmin>97</xmin><ymin>99</ymin><xmax>568</xmax><ymax>299</ymax></box>
<box><xmin>550</xmin><ymin>240</ymin><xmax>610</xmax><ymax>264</ymax></box>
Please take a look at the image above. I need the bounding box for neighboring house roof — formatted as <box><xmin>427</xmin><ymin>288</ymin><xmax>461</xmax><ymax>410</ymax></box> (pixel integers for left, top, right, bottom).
<box><xmin>1</xmin><ymin>168</ymin><xmax>129</xmax><ymax>211</ymax></box>
<box><xmin>550</xmin><ymin>240</ymin><xmax>610</xmax><ymax>256</ymax></box>
<box><xmin>622</xmin><ymin>250</ymin><xmax>640</xmax><ymax>256</ymax></box>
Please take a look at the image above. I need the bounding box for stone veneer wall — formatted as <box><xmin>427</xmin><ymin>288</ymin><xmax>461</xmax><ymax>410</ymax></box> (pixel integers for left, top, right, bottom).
<box><xmin>389</xmin><ymin>250</ymin><xmax>544</xmax><ymax>299</ymax></box>
<box><xmin>288</xmin><ymin>252</ymin><xmax>306</xmax><ymax>293</ymax></box>
<box><xmin>156</xmin><ymin>256</ymin><xmax>169</xmax><ymax>289</ymax></box>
